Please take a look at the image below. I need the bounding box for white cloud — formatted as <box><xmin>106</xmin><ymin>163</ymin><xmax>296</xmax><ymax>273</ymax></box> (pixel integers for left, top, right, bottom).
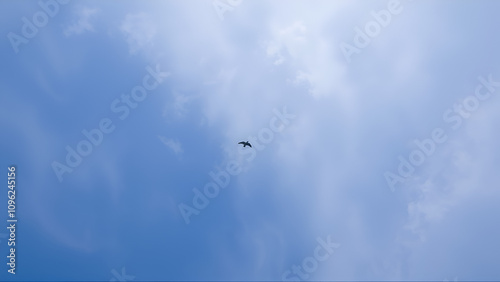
<box><xmin>120</xmin><ymin>12</ymin><xmax>156</xmax><ymax>54</ymax></box>
<box><xmin>158</xmin><ymin>136</ymin><xmax>183</xmax><ymax>156</ymax></box>
<box><xmin>404</xmin><ymin>115</ymin><xmax>500</xmax><ymax>241</ymax></box>
<box><xmin>162</xmin><ymin>91</ymin><xmax>195</xmax><ymax>120</ymax></box>
<box><xmin>263</xmin><ymin>18</ymin><xmax>351</xmax><ymax>102</ymax></box>
<box><xmin>265</xmin><ymin>21</ymin><xmax>307</xmax><ymax>65</ymax></box>
<box><xmin>287</xmin><ymin>70</ymin><xmax>312</xmax><ymax>87</ymax></box>
<box><xmin>173</xmin><ymin>94</ymin><xmax>191</xmax><ymax>117</ymax></box>
<box><xmin>63</xmin><ymin>7</ymin><xmax>99</xmax><ymax>37</ymax></box>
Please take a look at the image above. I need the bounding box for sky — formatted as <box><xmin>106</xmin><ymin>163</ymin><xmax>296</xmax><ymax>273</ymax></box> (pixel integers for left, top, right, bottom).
<box><xmin>1</xmin><ymin>0</ymin><xmax>500</xmax><ymax>281</ymax></box>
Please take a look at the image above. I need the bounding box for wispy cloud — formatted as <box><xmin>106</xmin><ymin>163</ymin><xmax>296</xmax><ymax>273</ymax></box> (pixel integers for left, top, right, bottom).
<box><xmin>120</xmin><ymin>12</ymin><xmax>156</xmax><ymax>54</ymax></box>
<box><xmin>63</xmin><ymin>7</ymin><xmax>99</xmax><ymax>37</ymax></box>
<box><xmin>162</xmin><ymin>91</ymin><xmax>195</xmax><ymax>120</ymax></box>
<box><xmin>265</xmin><ymin>21</ymin><xmax>307</xmax><ymax>66</ymax></box>
<box><xmin>158</xmin><ymin>136</ymin><xmax>183</xmax><ymax>156</ymax></box>
<box><xmin>404</xmin><ymin>105</ymin><xmax>500</xmax><ymax>241</ymax></box>
<box><xmin>263</xmin><ymin>18</ymin><xmax>349</xmax><ymax>100</ymax></box>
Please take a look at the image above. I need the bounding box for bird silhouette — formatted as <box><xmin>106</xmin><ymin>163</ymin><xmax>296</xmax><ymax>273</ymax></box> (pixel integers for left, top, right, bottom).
<box><xmin>238</xmin><ymin>141</ymin><xmax>252</xmax><ymax>148</ymax></box>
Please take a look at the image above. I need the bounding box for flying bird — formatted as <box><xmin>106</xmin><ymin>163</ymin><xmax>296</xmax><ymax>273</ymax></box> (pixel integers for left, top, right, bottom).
<box><xmin>238</xmin><ymin>141</ymin><xmax>252</xmax><ymax>148</ymax></box>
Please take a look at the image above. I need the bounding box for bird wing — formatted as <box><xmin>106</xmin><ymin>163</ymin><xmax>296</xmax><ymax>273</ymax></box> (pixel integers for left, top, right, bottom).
<box><xmin>238</xmin><ymin>141</ymin><xmax>245</xmax><ymax>145</ymax></box>
<box><xmin>247</xmin><ymin>143</ymin><xmax>252</xmax><ymax>147</ymax></box>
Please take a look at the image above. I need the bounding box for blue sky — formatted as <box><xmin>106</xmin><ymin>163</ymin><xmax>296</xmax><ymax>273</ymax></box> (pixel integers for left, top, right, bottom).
<box><xmin>1</xmin><ymin>0</ymin><xmax>500</xmax><ymax>281</ymax></box>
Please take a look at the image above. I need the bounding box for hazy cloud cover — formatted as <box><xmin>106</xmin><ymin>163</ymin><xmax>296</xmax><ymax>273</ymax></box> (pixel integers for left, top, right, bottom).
<box><xmin>1</xmin><ymin>0</ymin><xmax>500</xmax><ymax>281</ymax></box>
